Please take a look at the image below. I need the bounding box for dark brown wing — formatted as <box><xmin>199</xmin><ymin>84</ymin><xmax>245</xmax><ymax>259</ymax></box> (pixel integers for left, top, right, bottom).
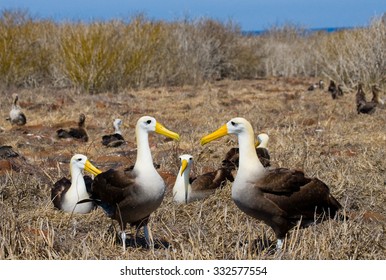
<box><xmin>257</xmin><ymin>168</ymin><xmax>309</xmax><ymax>194</ymax></box>
<box><xmin>191</xmin><ymin>167</ymin><xmax>233</xmax><ymax>191</ymax></box>
<box><xmin>92</xmin><ymin>168</ymin><xmax>150</xmax><ymax>228</ymax></box>
<box><xmin>237</xmin><ymin>168</ymin><xmax>342</xmax><ymax>239</ymax></box>
<box><xmin>68</xmin><ymin>128</ymin><xmax>88</xmax><ymax>141</ymax></box>
<box><xmin>256</xmin><ymin>147</ymin><xmax>270</xmax><ymax>167</ymax></box>
<box><xmin>0</xmin><ymin>146</ymin><xmax>19</xmax><ymax>159</ymax></box>
<box><xmin>223</xmin><ymin>147</ymin><xmax>239</xmax><ymax>168</ymax></box>
<box><xmin>92</xmin><ymin>169</ymin><xmax>136</xmax><ymax>206</ymax></box>
<box><xmin>102</xmin><ymin>134</ymin><xmax>125</xmax><ymax>147</ymax></box>
<box><xmin>51</xmin><ymin>177</ymin><xmax>71</xmax><ymax>210</ymax></box>
<box><xmin>57</xmin><ymin>127</ymin><xmax>88</xmax><ymax>141</ymax></box>
<box><xmin>56</xmin><ymin>129</ymin><xmax>72</xmax><ymax>138</ymax></box>
<box><xmin>357</xmin><ymin>101</ymin><xmax>377</xmax><ymax>114</ymax></box>
<box><xmin>257</xmin><ymin>168</ymin><xmax>341</xmax><ymax>219</ymax></box>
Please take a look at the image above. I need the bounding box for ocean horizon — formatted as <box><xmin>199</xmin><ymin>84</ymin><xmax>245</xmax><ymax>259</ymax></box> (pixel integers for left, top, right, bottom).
<box><xmin>242</xmin><ymin>26</ymin><xmax>354</xmax><ymax>36</ymax></box>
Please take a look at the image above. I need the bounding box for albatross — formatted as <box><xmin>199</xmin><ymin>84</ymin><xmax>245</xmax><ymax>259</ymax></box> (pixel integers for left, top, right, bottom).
<box><xmin>7</xmin><ymin>94</ymin><xmax>27</xmax><ymax>126</ymax></box>
<box><xmin>51</xmin><ymin>154</ymin><xmax>102</xmax><ymax>214</ymax></box>
<box><xmin>173</xmin><ymin>154</ymin><xmax>234</xmax><ymax>204</ymax></box>
<box><xmin>91</xmin><ymin>116</ymin><xmax>180</xmax><ymax>249</ymax></box>
<box><xmin>356</xmin><ymin>83</ymin><xmax>377</xmax><ymax>114</ymax></box>
<box><xmin>102</xmin><ymin>118</ymin><xmax>125</xmax><ymax>147</ymax></box>
<box><xmin>200</xmin><ymin>117</ymin><xmax>342</xmax><ymax>250</ymax></box>
<box><xmin>57</xmin><ymin>113</ymin><xmax>89</xmax><ymax>141</ymax></box>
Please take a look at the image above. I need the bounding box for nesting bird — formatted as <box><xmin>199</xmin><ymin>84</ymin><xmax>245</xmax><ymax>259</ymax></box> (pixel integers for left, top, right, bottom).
<box><xmin>201</xmin><ymin>117</ymin><xmax>342</xmax><ymax>250</ymax></box>
<box><xmin>223</xmin><ymin>133</ymin><xmax>271</xmax><ymax>169</ymax></box>
<box><xmin>318</xmin><ymin>80</ymin><xmax>325</xmax><ymax>90</ymax></box>
<box><xmin>307</xmin><ymin>80</ymin><xmax>324</xmax><ymax>91</ymax></box>
<box><xmin>57</xmin><ymin>113</ymin><xmax>89</xmax><ymax>141</ymax></box>
<box><xmin>7</xmin><ymin>94</ymin><xmax>27</xmax><ymax>126</ymax></box>
<box><xmin>51</xmin><ymin>154</ymin><xmax>102</xmax><ymax>214</ymax></box>
<box><xmin>328</xmin><ymin>80</ymin><xmax>343</xmax><ymax>99</ymax></box>
<box><xmin>91</xmin><ymin>116</ymin><xmax>180</xmax><ymax>249</ymax></box>
<box><xmin>356</xmin><ymin>83</ymin><xmax>377</xmax><ymax>114</ymax></box>
<box><xmin>172</xmin><ymin>154</ymin><xmax>234</xmax><ymax>204</ymax></box>
<box><xmin>102</xmin><ymin>119</ymin><xmax>125</xmax><ymax>147</ymax></box>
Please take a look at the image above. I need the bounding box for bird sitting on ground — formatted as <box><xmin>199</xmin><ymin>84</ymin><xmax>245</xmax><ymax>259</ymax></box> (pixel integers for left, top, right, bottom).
<box><xmin>51</xmin><ymin>154</ymin><xmax>102</xmax><ymax>214</ymax></box>
<box><xmin>200</xmin><ymin>118</ymin><xmax>342</xmax><ymax>250</ymax></box>
<box><xmin>7</xmin><ymin>94</ymin><xmax>27</xmax><ymax>126</ymax></box>
<box><xmin>102</xmin><ymin>119</ymin><xmax>125</xmax><ymax>147</ymax></box>
<box><xmin>56</xmin><ymin>113</ymin><xmax>89</xmax><ymax>141</ymax></box>
<box><xmin>356</xmin><ymin>83</ymin><xmax>377</xmax><ymax>114</ymax></box>
<box><xmin>318</xmin><ymin>80</ymin><xmax>325</xmax><ymax>90</ymax></box>
<box><xmin>328</xmin><ymin>80</ymin><xmax>343</xmax><ymax>99</ymax></box>
<box><xmin>173</xmin><ymin>154</ymin><xmax>234</xmax><ymax>204</ymax></box>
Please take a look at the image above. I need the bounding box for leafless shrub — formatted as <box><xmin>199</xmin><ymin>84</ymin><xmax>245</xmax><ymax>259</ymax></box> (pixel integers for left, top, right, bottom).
<box><xmin>0</xmin><ymin>10</ymin><xmax>54</xmax><ymax>88</ymax></box>
<box><xmin>316</xmin><ymin>17</ymin><xmax>386</xmax><ymax>86</ymax></box>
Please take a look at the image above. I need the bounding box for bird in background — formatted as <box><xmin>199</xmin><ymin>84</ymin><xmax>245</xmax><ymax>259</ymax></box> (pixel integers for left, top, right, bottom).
<box><xmin>356</xmin><ymin>83</ymin><xmax>377</xmax><ymax>114</ymax></box>
<box><xmin>102</xmin><ymin>118</ymin><xmax>125</xmax><ymax>147</ymax></box>
<box><xmin>7</xmin><ymin>93</ymin><xmax>27</xmax><ymax>126</ymax></box>
<box><xmin>56</xmin><ymin>113</ymin><xmax>89</xmax><ymax>141</ymax></box>
<box><xmin>173</xmin><ymin>154</ymin><xmax>234</xmax><ymax>204</ymax></box>
<box><xmin>328</xmin><ymin>80</ymin><xmax>343</xmax><ymax>99</ymax></box>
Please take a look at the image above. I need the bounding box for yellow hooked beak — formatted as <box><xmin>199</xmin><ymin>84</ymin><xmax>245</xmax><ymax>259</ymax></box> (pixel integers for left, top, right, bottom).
<box><xmin>180</xmin><ymin>159</ymin><xmax>188</xmax><ymax>176</ymax></box>
<box><xmin>200</xmin><ymin>124</ymin><xmax>228</xmax><ymax>146</ymax></box>
<box><xmin>84</xmin><ymin>160</ymin><xmax>102</xmax><ymax>176</ymax></box>
<box><xmin>155</xmin><ymin>122</ymin><xmax>180</xmax><ymax>141</ymax></box>
<box><xmin>254</xmin><ymin>139</ymin><xmax>261</xmax><ymax>148</ymax></box>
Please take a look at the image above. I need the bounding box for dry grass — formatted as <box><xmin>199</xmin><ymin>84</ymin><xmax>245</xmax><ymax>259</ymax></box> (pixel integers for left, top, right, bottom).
<box><xmin>0</xmin><ymin>77</ymin><xmax>385</xmax><ymax>260</ymax></box>
<box><xmin>1</xmin><ymin>10</ymin><xmax>385</xmax><ymax>93</ymax></box>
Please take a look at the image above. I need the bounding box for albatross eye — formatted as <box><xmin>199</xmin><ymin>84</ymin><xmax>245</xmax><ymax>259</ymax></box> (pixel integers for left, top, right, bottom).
<box><xmin>231</xmin><ymin>121</ymin><xmax>236</xmax><ymax>126</ymax></box>
<box><xmin>77</xmin><ymin>158</ymin><xmax>82</xmax><ymax>161</ymax></box>
<box><xmin>146</xmin><ymin>120</ymin><xmax>152</xmax><ymax>124</ymax></box>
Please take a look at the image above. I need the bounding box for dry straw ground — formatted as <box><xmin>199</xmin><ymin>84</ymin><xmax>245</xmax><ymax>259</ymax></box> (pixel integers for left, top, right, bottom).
<box><xmin>0</xmin><ymin>77</ymin><xmax>385</xmax><ymax>260</ymax></box>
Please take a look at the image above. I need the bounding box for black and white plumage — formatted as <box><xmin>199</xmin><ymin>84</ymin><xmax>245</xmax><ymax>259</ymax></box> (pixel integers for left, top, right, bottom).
<box><xmin>102</xmin><ymin>119</ymin><xmax>125</xmax><ymax>147</ymax></box>
<box><xmin>7</xmin><ymin>94</ymin><xmax>27</xmax><ymax>126</ymax></box>
<box><xmin>56</xmin><ymin>113</ymin><xmax>89</xmax><ymax>141</ymax></box>
<box><xmin>91</xmin><ymin>116</ymin><xmax>180</xmax><ymax>250</ymax></box>
<box><xmin>201</xmin><ymin>118</ymin><xmax>342</xmax><ymax>250</ymax></box>
<box><xmin>172</xmin><ymin>154</ymin><xmax>234</xmax><ymax>204</ymax></box>
<box><xmin>51</xmin><ymin>154</ymin><xmax>102</xmax><ymax>214</ymax></box>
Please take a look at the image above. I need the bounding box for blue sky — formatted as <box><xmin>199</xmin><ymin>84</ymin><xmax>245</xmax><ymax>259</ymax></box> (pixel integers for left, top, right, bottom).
<box><xmin>1</xmin><ymin>0</ymin><xmax>385</xmax><ymax>31</ymax></box>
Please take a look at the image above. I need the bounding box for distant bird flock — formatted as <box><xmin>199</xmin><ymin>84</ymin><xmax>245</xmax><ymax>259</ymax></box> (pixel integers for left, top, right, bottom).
<box><xmin>1</xmin><ymin>80</ymin><xmax>385</xmax><ymax>252</ymax></box>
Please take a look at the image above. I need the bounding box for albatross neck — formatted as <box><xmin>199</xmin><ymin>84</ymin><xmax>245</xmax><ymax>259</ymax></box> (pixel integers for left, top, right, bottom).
<box><xmin>237</xmin><ymin>126</ymin><xmax>264</xmax><ymax>177</ymax></box>
<box><xmin>114</xmin><ymin>123</ymin><xmax>122</xmax><ymax>135</ymax></box>
<box><xmin>134</xmin><ymin>126</ymin><xmax>156</xmax><ymax>172</ymax></box>
<box><xmin>69</xmin><ymin>163</ymin><xmax>87</xmax><ymax>197</ymax></box>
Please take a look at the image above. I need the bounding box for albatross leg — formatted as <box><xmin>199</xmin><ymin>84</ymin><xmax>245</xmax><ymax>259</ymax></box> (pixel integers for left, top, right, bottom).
<box><xmin>143</xmin><ymin>224</ymin><xmax>154</xmax><ymax>249</ymax></box>
<box><xmin>276</xmin><ymin>239</ymin><xmax>284</xmax><ymax>251</ymax></box>
<box><xmin>121</xmin><ymin>231</ymin><xmax>127</xmax><ymax>252</ymax></box>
